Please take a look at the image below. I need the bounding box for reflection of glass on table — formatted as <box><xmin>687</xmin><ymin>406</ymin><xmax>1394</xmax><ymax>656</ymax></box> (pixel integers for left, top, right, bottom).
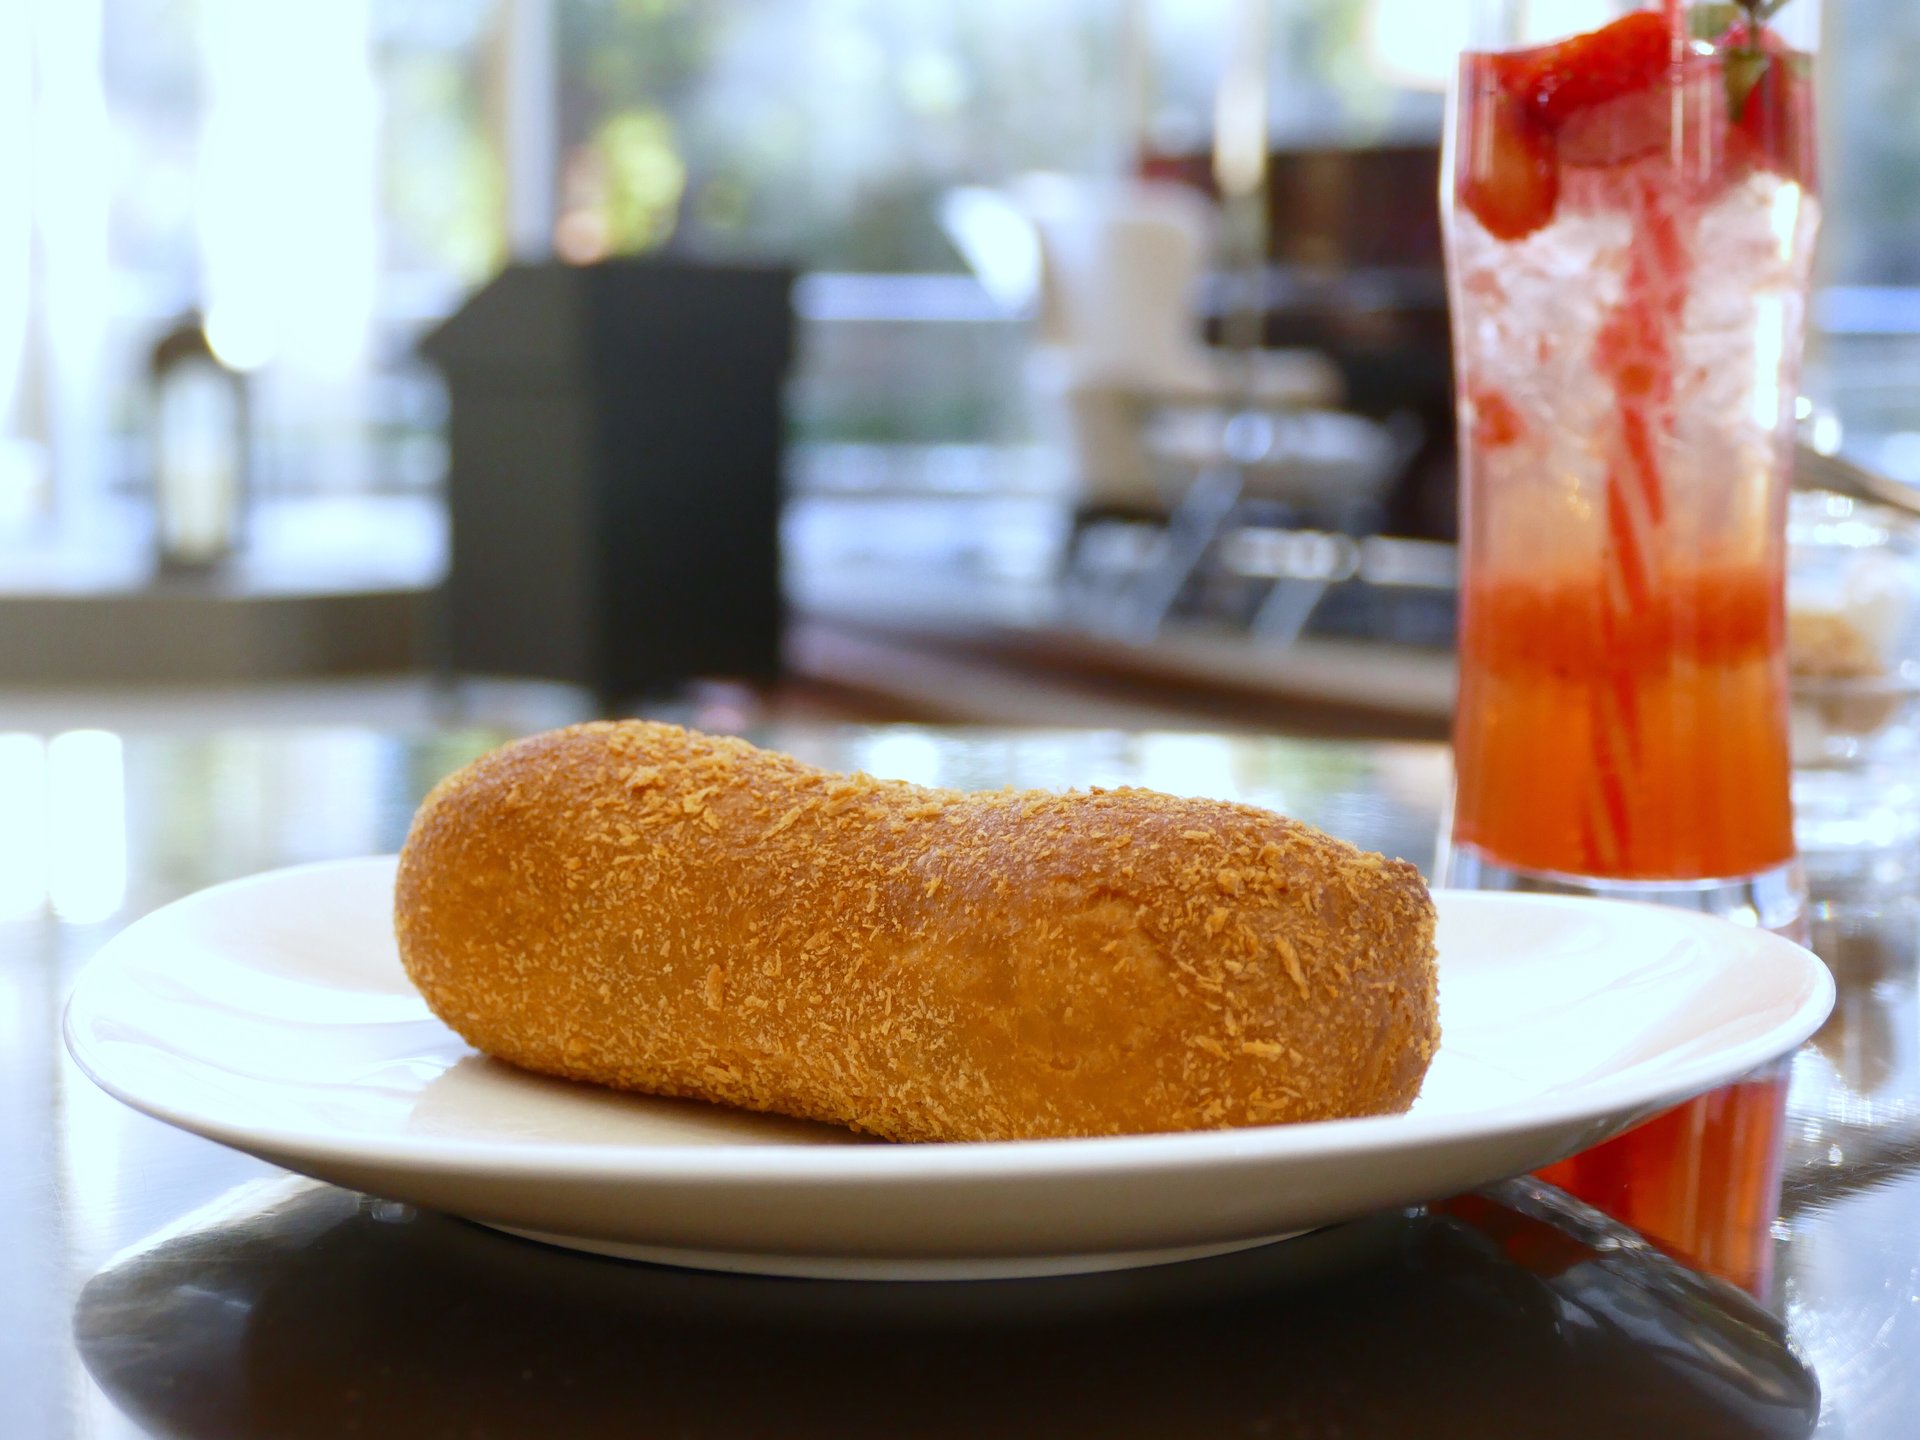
<box><xmin>1536</xmin><ymin>1066</ymin><xmax>1790</xmax><ymax>1299</ymax></box>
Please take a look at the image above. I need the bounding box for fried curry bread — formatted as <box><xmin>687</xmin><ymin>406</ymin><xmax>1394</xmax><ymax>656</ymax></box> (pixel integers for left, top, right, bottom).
<box><xmin>395</xmin><ymin>722</ymin><xmax>1439</xmax><ymax>1142</ymax></box>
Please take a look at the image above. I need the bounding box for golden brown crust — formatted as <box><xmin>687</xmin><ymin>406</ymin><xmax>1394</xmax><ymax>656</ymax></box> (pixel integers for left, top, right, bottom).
<box><xmin>394</xmin><ymin>722</ymin><xmax>1439</xmax><ymax>1141</ymax></box>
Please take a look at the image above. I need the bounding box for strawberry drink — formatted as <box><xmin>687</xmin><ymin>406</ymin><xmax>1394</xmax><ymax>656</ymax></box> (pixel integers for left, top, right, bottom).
<box><xmin>1442</xmin><ymin>1</ymin><xmax>1818</xmax><ymax>924</ymax></box>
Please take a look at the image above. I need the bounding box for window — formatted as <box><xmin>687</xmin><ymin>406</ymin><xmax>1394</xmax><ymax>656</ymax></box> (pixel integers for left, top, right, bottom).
<box><xmin>1</xmin><ymin>0</ymin><xmax>1916</xmax><ymax>531</ymax></box>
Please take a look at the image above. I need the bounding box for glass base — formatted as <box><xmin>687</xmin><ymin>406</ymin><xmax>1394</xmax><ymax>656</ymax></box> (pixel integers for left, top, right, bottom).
<box><xmin>1437</xmin><ymin>845</ymin><xmax>1808</xmax><ymax>939</ymax></box>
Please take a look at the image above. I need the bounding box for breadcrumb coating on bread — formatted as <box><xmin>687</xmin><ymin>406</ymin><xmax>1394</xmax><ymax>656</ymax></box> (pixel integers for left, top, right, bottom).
<box><xmin>394</xmin><ymin>721</ymin><xmax>1439</xmax><ymax>1141</ymax></box>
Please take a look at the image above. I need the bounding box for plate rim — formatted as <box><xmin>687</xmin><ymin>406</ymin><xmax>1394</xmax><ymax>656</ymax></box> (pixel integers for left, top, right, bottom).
<box><xmin>63</xmin><ymin>855</ymin><xmax>1835</xmax><ymax>1185</ymax></box>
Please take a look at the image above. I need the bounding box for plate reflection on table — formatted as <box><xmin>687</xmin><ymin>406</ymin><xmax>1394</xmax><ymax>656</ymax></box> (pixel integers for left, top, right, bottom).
<box><xmin>73</xmin><ymin>1175</ymin><xmax>1818</xmax><ymax>1439</ymax></box>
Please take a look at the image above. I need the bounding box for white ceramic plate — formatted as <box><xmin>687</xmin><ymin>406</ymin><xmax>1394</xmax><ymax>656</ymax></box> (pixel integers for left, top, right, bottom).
<box><xmin>65</xmin><ymin>857</ymin><xmax>1833</xmax><ymax>1280</ymax></box>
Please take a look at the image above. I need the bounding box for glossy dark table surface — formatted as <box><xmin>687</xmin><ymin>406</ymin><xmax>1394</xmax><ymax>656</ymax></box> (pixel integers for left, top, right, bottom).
<box><xmin>3</xmin><ymin>724</ymin><xmax>1916</xmax><ymax>1438</ymax></box>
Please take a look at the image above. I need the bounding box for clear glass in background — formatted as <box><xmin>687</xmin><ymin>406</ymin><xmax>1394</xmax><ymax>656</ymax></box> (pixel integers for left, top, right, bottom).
<box><xmin>1438</xmin><ymin>0</ymin><xmax>1822</xmax><ymax>932</ymax></box>
<box><xmin>1788</xmin><ymin>489</ymin><xmax>1920</xmax><ymax>863</ymax></box>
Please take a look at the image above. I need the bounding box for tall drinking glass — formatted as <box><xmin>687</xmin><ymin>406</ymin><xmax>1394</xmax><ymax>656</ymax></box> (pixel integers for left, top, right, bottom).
<box><xmin>1439</xmin><ymin>0</ymin><xmax>1820</xmax><ymax>931</ymax></box>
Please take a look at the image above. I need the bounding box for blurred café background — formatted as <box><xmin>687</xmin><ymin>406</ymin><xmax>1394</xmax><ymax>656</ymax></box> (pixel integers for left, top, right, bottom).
<box><xmin>1</xmin><ymin>0</ymin><xmax>1917</xmax><ymax>746</ymax></box>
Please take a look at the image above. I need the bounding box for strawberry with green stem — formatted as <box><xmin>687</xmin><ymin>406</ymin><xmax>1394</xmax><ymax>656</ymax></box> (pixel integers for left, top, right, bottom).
<box><xmin>1736</xmin><ymin>4</ymin><xmax>1816</xmax><ymax>189</ymax></box>
<box><xmin>1700</xmin><ymin>0</ymin><xmax>1816</xmax><ymax>186</ymax></box>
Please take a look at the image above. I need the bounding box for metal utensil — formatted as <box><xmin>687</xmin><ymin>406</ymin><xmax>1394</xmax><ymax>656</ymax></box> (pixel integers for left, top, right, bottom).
<box><xmin>1795</xmin><ymin>442</ymin><xmax>1920</xmax><ymax>520</ymax></box>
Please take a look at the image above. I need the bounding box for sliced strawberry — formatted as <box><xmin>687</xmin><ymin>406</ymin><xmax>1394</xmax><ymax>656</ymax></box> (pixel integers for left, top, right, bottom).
<box><xmin>1502</xmin><ymin>11</ymin><xmax>1675</xmax><ymax>130</ymax></box>
<box><xmin>1468</xmin><ymin>385</ymin><xmax>1525</xmax><ymax>450</ymax></box>
<box><xmin>1555</xmin><ymin>83</ymin><xmax>1673</xmax><ymax>167</ymax></box>
<box><xmin>1558</xmin><ymin>58</ymin><xmax>1728</xmax><ymax>171</ymax></box>
<box><xmin>1457</xmin><ymin>74</ymin><xmax>1560</xmax><ymax>241</ymax></box>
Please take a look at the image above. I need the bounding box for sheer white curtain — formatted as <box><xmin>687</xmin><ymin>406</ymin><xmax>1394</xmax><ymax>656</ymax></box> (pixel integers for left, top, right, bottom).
<box><xmin>0</xmin><ymin>0</ymin><xmax>388</xmax><ymax>536</ymax></box>
<box><xmin>200</xmin><ymin>0</ymin><xmax>379</xmax><ymax>492</ymax></box>
<box><xmin>0</xmin><ymin>1</ymin><xmax>111</xmax><ymax>533</ymax></box>
<box><xmin>0</xmin><ymin>2</ymin><xmax>34</xmax><ymax>528</ymax></box>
